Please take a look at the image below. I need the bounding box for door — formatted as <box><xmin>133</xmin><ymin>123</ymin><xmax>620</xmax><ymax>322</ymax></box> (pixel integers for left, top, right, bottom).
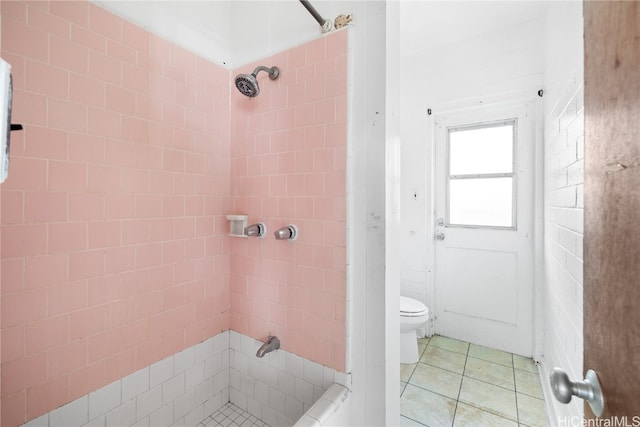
<box><xmin>582</xmin><ymin>1</ymin><xmax>640</xmax><ymax>418</ymax></box>
<box><xmin>433</xmin><ymin>103</ymin><xmax>534</xmax><ymax>356</ymax></box>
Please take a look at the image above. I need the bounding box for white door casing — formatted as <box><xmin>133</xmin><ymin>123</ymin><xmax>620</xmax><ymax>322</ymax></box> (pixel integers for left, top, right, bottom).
<box><xmin>433</xmin><ymin>102</ymin><xmax>534</xmax><ymax>356</ymax></box>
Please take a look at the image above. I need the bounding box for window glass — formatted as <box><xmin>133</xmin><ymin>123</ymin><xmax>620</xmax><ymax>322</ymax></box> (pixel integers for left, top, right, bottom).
<box><xmin>449</xmin><ymin>124</ymin><xmax>514</xmax><ymax>175</ymax></box>
<box><xmin>449</xmin><ymin>177</ymin><xmax>513</xmax><ymax>227</ymax></box>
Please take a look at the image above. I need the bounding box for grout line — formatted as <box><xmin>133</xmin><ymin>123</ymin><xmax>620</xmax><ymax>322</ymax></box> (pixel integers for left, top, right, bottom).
<box><xmin>449</xmin><ymin>340</ymin><xmax>470</xmax><ymax>427</ymax></box>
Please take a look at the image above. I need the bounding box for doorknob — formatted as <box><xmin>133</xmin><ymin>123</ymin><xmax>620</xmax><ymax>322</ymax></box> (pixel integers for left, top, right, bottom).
<box><xmin>550</xmin><ymin>368</ymin><xmax>604</xmax><ymax>416</ymax></box>
<box><xmin>435</xmin><ymin>233</ymin><xmax>445</xmax><ymax>241</ymax></box>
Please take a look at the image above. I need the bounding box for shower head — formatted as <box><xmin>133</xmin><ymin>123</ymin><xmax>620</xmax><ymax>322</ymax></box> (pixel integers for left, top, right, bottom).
<box><xmin>235</xmin><ymin>66</ymin><xmax>280</xmax><ymax>98</ymax></box>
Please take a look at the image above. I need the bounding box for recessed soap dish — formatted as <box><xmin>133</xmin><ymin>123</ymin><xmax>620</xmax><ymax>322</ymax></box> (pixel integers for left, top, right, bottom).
<box><xmin>226</xmin><ymin>214</ymin><xmax>248</xmax><ymax>238</ymax></box>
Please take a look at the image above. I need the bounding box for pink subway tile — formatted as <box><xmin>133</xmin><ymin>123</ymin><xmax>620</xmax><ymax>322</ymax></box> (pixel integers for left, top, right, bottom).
<box><xmin>305</xmin><ymin>37</ymin><xmax>326</xmax><ymax>64</ymax></box>
<box><xmin>122</xmin><ymin>20</ymin><xmax>149</xmax><ymax>53</ymax></box>
<box><xmin>2</xmin><ymin>224</ymin><xmax>48</xmax><ymax>258</ymax></box>
<box><xmin>313</xmin><ymin>148</ymin><xmax>334</xmax><ymax>172</ymax></box>
<box><xmin>325</xmin><ymin>71</ymin><xmax>347</xmax><ymax>98</ymax></box>
<box><xmin>71</xmin><ymin>23</ymin><xmax>106</xmax><ymax>52</ymax></box>
<box><xmin>149</xmin><ymin>72</ymin><xmax>175</xmax><ymax>102</ymax></box>
<box><xmin>122</xmin><ymin>219</ymin><xmax>149</xmax><ymax>245</ymax></box>
<box><xmin>2</xmin><ymin>1</ymin><xmax>27</xmax><ymax>22</ymax></box>
<box><xmin>105</xmin><ymin>246</ymin><xmax>135</xmax><ymax>274</ymax></box>
<box><xmin>316</xmin><ymin>57</ymin><xmax>337</xmax><ymax>76</ymax></box>
<box><xmin>48</xmin><ymin>339</ymin><xmax>87</xmax><ymax>379</ymax></box>
<box><xmin>27</xmin><ymin>377</ymin><xmax>71</xmax><ymax>420</ymax></box>
<box><xmin>48</xmin><ymin>98</ymin><xmax>88</xmax><ymax>133</ymax></box>
<box><xmin>107</xmin><ymin>40</ymin><xmax>136</xmax><ymax>64</ymax></box>
<box><xmin>324</xmin><ymin>171</ymin><xmax>345</xmax><ymax>196</ymax></box>
<box><xmin>2</xmin><ymin>288</ymin><xmax>47</xmax><ymax>328</ymax></box>
<box><xmin>50</xmin><ymin>35</ymin><xmax>88</xmax><ymax>74</ymax></box>
<box><xmin>1</xmin><ymin>191</ymin><xmax>24</xmax><ymax>225</ymax></box>
<box><xmin>148</xmin><ymin>218</ymin><xmax>175</xmax><ymax>242</ymax></box>
<box><xmin>88</xmin><ymin>2</ymin><xmax>122</xmax><ymax>42</ymax></box>
<box><xmin>294</xmin><ymin>151</ymin><xmax>314</xmax><ymax>173</ymax></box>
<box><xmin>27</xmin><ymin>4</ymin><xmax>69</xmax><ymax>38</ymax></box>
<box><xmin>49</xmin><ymin>280</ymin><xmax>88</xmax><ymax>315</ymax></box>
<box><xmin>106</xmin><ymin>140</ymin><xmax>137</xmax><ymax>169</ymax></box>
<box><xmin>48</xmin><ymin>160</ymin><xmax>87</xmax><ymax>191</ymax></box>
<box><xmin>122</xmin><ymin>116</ymin><xmax>149</xmax><ymax>145</ymax></box>
<box><xmin>105</xmin><ymin>84</ymin><xmax>136</xmax><ymax>115</ymax></box>
<box><xmin>69</xmin><ymin>73</ymin><xmax>105</xmax><ymax>108</ymax></box>
<box><xmin>136</xmin><ymin>243</ymin><xmax>163</xmax><ymax>269</ymax></box>
<box><xmin>49</xmin><ymin>1</ymin><xmax>89</xmax><ymax>28</ymax></box>
<box><xmin>2</xmin><ymin>392</ymin><xmax>27</xmax><ymax>427</ymax></box>
<box><xmin>89</xmin><ymin>50</ymin><xmax>121</xmax><ymax>85</ymax></box>
<box><xmin>123</xmin><ymin>63</ymin><xmax>150</xmax><ymax>95</ymax></box>
<box><xmin>163</xmin><ymin>64</ymin><xmax>185</xmax><ymax>84</ymax></box>
<box><xmin>2</xmin><ymin>324</ymin><xmax>26</xmax><ymax>364</ymax></box>
<box><xmin>135</xmin><ymin>194</ymin><xmax>162</xmax><ymax>218</ymax></box>
<box><xmin>88</xmin><ymin>165</ymin><xmax>120</xmax><ymax>193</ymax></box>
<box><xmin>88</xmin><ymin>106</ymin><xmax>121</xmax><ymax>138</ymax></box>
<box><xmin>69</xmin><ymin>360</ymin><xmax>106</xmax><ymax>402</ymax></box>
<box><xmin>69</xmin><ymin>304</ymin><xmax>106</xmax><ymax>339</ymax></box>
<box><xmin>286</xmin><ymin>174</ymin><xmax>306</xmax><ymax>196</ymax></box>
<box><xmin>2</xmin><ymin>258</ymin><xmax>24</xmax><ymax>294</ymax></box>
<box><xmin>88</xmin><ymin>220</ymin><xmax>121</xmax><ymax>249</ymax></box>
<box><xmin>162</xmin><ymin>149</ymin><xmax>185</xmax><ymax>172</ymax></box>
<box><xmin>162</xmin><ymin>101</ymin><xmax>185</xmax><ymax>128</ymax></box>
<box><xmin>24</xmin><ymin>254</ymin><xmax>66</xmax><ymax>290</ymax></box>
<box><xmin>12</xmin><ymin>88</ymin><xmax>47</xmax><ymax>126</ymax></box>
<box><xmin>304</xmin><ymin>174</ymin><xmax>324</xmax><ymax>197</ymax></box>
<box><xmin>314</xmin><ymin>98</ymin><xmax>336</xmax><ymax>124</ymax></box>
<box><xmin>2</xmin><ymin>19</ymin><xmax>49</xmax><ymax>63</ymax></box>
<box><xmin>295</xmin><ymin>103</ymin><xmax>315</xmax><ymax>128</ymax></box>
<box><xmin>87</xmin><ymin>328</ymin><xmax>120</xmax><ymax>363</ymax></box>
<box><xmin>25</xmin><ymin>59</ymin><xmax>69</xmax><ymax>99</ymax></box>
<box><xmin>135</xmin><ymin>145</ymin><xmax>163</xmax><ymax>171</ymax></box>
<box><xmin>69</xmin><ymin>249</ymin><xmax>105</xmax><ymax>281</ymax></box>
<box><xmin>68</xmin><ymin>192</ymin><xmax>105</xmax><ymax>221</ymax></box>
<box><xmin>1</xmin><ymin>352</ymin><xmax>48</xmax><ymax>399</ymax></box>
<box><xmin>104</xmin><ymin>348</ymin><xmax>136</xmax><ymax>385</ymax></box>
<box><xmin>105</xmin><ymin>193</ymin><xmax>135</xmax><ymax>219</ymax></box>
<box><xmin>24</xmin><ymin>126</ymin><xmax>68</xmax><ymax>160</ymax></box>
<box><xmin>48</xmin><ymin>222</ymin><xmax>87</xmax><ymax>253</ymax></box>
<box><xmin>26</xmin><ymin>315</ymin><xmax>69</xmax><ymax>354</ymax></box>
<box><xmin>305</xmin><ymin>76</ymin><xmax>326</xmax><ymax>102</ymax></box>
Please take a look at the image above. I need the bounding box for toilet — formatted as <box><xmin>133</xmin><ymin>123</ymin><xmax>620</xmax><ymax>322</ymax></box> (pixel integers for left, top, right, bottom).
<box><xmin>400</xmin><ymin>296</ymin><xmax>429</xmax><ymax>364</ymax></box>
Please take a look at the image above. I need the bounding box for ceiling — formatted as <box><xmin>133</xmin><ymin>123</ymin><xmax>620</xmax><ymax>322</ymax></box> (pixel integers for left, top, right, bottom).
<box><xmin>95</xmin><ymin>1</ymin><xmax>549</xmax><ymax>69</ymax></box>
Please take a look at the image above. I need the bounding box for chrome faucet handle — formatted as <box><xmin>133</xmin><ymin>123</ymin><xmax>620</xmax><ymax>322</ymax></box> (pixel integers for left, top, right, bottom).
<box><xmin>244</xmin><ymin>223</ymin><xmax>266</xmax><ymax>237</ymax></box>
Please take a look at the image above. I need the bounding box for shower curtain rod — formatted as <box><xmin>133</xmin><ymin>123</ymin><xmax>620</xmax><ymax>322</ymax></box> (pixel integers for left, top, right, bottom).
<box><xmin>299</xmin><ymin>0</ymin><xmax>332</xmax><ymax>33</ymax></box>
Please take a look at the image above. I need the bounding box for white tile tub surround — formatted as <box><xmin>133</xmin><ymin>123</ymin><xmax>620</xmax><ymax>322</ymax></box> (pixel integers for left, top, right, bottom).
<box><xmin>22</xmin><ymin>330</ymin><xmax>351</xmax><ymax>427</ymax></box>
<box><xmin>22</xmin><ymin>332</ymin><xmax>231</xmax><ymax>427</ymax></box>
<box><xmin>227</xmin><ymin>331</ymin><xmax>351</xmax><ymax>427</ymax></box>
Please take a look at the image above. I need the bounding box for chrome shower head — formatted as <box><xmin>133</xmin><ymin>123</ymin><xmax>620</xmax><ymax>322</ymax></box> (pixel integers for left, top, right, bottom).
<box><xmin>235</xmin><ymin>66</ymin><xmax>279</xmax><ymax>98</ymax></box>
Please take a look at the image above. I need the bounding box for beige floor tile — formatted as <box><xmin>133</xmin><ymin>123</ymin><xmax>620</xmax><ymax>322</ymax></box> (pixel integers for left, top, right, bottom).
<box><xmin>453</xmin><ymin>402</ymin><xmax>518</xmax><ymax>427</ymax></box>
<box><xmin>464</xmin><ymin>357</ymin><xmax>515</xmax><ymax>390</ymax></box>
<box><xmin>401</xmin><ymin>381</ymin><xmax>407</xmax><ymax>395</ymax></box>
<box><xmin>421</xmin><ymin>346</ymin><xmax>467</xmax><ymax>375</ymax></box>
<box><xmin>400</xmin><ymin>415</ymin><xmax>427</xmax><ymax>426</ymax></box>
<box><xmin>401</xmin><ymin>384</ymin><xmax>457</xmax><ymax>427</ymax></box>
<box><xmin>409</xmin><ymin>363</ymin><xmax>463</xmax><ymax>400</ymax></box>
<box><xmin>430</xmin><ymin>335</ymin><xmax>470</xmax><ymax>355</ymax></box>
<box><xmin>458</xmin><ymin>377</ymin><xmax>518</xmax><ymax>421</ymax></box>
<box><xmin>401</xmin><ymin>362</ymin><xmax>417</xmax><ymax>382</ymax></box>
<box><xmin>468</xmin><ymin>344</ymin><xmax>513</xmax><ymax>367</ymax></box>
<box><xmin>517</xmin><ymin>393</ymin><xmax>549</xmax><ymax>427</ymax></box>
<box><xmin>515</xmin><ymin>369</ymin><xmax>543</xmax><ymax>398</ymax></box>
<box><xmin>513</xmin><ymin>354</ymin><xmax>538</xmax><ymax>373</ymax></box>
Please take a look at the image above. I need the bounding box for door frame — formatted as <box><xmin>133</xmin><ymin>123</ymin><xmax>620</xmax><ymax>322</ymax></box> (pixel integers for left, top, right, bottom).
<box><xmin>425</xmin><ymin>96</ymin><xmax>545</xmax><ymax>359</ymax></box>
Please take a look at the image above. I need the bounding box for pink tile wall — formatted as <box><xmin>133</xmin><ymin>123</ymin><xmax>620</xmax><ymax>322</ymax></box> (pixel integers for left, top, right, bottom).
<box><xmin>0</xmin><ymin>1</ymin><xmax>231</xmax><ymax>425</ymax></box>
<box><xmin>230</xmin><ymin>30</ymin><xmax>348</xmax><ymax>372</ymax></box>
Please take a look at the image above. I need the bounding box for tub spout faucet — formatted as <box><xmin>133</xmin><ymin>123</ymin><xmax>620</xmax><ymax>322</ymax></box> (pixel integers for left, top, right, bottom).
<box><xmin>256</xmin><ymin>336</ymin><xmax>280</xmax><ymax>358</ymax></box>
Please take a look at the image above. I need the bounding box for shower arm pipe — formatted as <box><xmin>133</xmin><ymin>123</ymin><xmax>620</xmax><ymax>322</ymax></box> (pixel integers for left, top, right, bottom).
<box><xmin>298</xmin><ymin>0</ymin><xmax>332</xmax><ymax>33</ymax></box>
<box><xmin>252</xmin><ymin>66</ymin><xmax>276</xmax><ymax>77</ymax></box>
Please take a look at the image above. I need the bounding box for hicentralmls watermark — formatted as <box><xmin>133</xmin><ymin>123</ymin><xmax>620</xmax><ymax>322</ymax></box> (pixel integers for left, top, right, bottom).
<box><xmin>558</xmin><ymin>416</ymin><xmax>640</xmax><ymax>427</ymax></box>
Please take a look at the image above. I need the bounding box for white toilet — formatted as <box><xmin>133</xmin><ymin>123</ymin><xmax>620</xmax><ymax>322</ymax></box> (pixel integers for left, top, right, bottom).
<box><xmin>400</xmin><ymin>296</ymin><xmax>429</xmax><ymax>364</ymax></box>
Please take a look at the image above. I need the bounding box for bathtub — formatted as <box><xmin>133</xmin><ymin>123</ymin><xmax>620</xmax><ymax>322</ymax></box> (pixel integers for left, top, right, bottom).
<box><xmin>22</xmin><ymin>330</ymin><xmax>351</xmax><ymax>427</ymax></box>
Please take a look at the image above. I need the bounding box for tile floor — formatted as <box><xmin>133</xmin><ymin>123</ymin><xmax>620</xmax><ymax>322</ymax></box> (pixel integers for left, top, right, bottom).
<box><xmin>198</xmin><ymin>403</ymin><xmax>270</xmax><ymax>427</ymax></box>
<box><xmin>401</xmin><ymin>336</ymin><xmax>549</xmax><ymax>427</ymax></box>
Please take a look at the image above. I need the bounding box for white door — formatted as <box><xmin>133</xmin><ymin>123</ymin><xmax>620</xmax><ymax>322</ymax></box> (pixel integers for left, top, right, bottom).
<box><xmin>433</xmin><ymin>102</ymin><xmax>534</xmax><ymax>357</ymax></box>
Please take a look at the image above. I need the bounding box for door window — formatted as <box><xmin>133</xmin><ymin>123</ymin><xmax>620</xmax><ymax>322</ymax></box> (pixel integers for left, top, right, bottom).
<box><xmin>447</xmin><ymin>120</ymin><xmax>516</xmax><ymax>228</ymax></box>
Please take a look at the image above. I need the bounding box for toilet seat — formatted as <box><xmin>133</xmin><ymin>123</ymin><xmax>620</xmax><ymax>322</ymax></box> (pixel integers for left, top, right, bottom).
<box><xmin>400</xmin><ymin>296</ymin><xmax>427</xmax><ymax>317</ymax></box>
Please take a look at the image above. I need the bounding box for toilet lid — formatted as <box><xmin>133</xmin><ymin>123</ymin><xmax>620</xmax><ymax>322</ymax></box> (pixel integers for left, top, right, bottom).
<box><xmin>400</xmin><ymin>296</ymin><xmax>427</xmax><ymax>316</ymax></box>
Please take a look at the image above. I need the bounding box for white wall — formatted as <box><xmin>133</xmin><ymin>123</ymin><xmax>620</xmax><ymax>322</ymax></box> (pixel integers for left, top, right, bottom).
<box><xmin>539</xmin><ymin>1</ymin><xmax>584</xmax><ymax>423</ymax></box>
<box><xmin>398</xmin><ymin>16</ymin><xmax>545</xmax><ymax>321</ymax></box>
